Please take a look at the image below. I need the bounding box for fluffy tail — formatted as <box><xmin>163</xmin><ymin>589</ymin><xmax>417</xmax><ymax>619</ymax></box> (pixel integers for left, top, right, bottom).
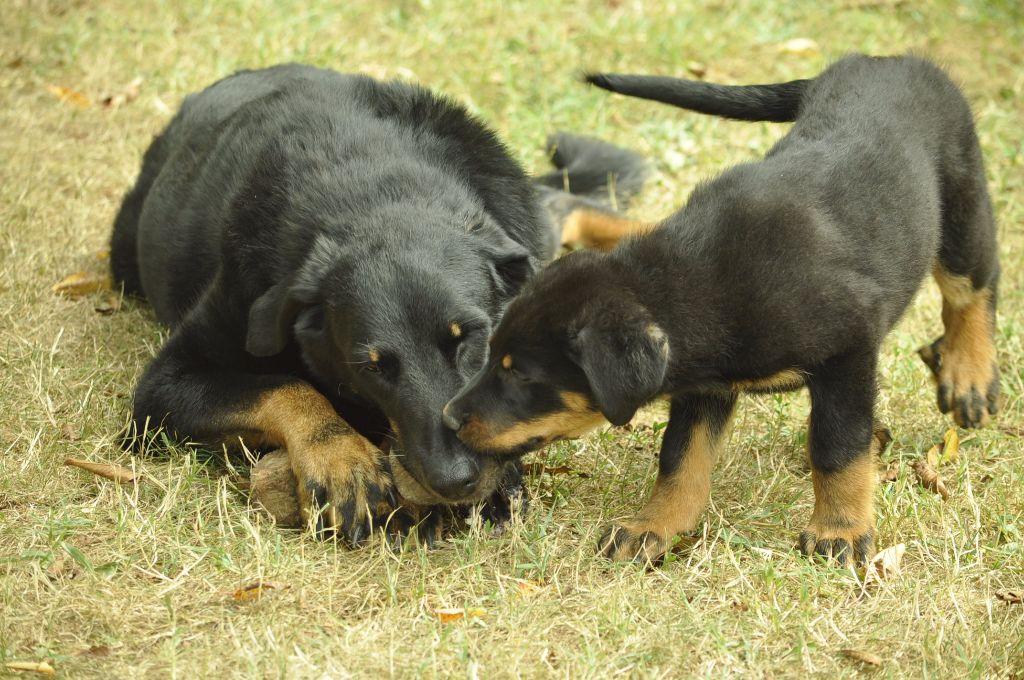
<box><xmin>533</xmin><ymin>133</ymin><xmax>654</xmax><ymax>251</ymax></box>
<box><xmin>584</xmin><ymin>73</ymin><xmax>811</xmax><ymax>123</ymax></box>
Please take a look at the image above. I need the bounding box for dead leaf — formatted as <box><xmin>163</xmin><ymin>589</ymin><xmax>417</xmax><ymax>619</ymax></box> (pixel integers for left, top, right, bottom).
<box><xmin>101</xmin><ymin>76</ymin><xmax>144</xmax><ymax>109</ymax></box>
<box><xmin>61</xmin><ymin>423</ymin><xmax>81</xmax><ymax>441</ymax></box>
<box><xmin>94</xmin><ymin>292</ymin><xmax>122</xmax><ymax>315</ymax></box>
<box><xmin>840</xmin><ymin>648</ymin><xmax>882</xmax><ymax>667</ymax></box>
<box><xmin>880</xmin><ymin>465</ymin><xmax>899</xmax><ymax>483</ymax></box>
<box><xmin>996</xmin><ymin>590</ymin><xmax>1022</xmax><ymax>604</ymax></box>
<box><xmin>524</xmin><ymin>462</ymin><xmax>587</xmax><ymax>477</ymax></box>
<box><xmin>46</xmin><ymin>84</ymin><xmax>90</xmax><ymax>108</ymax></box>
<box><xmin>515</xmin><ymin>579</ymin><xmax>545</xmax><ymax>597</ymax></box>
<box><xmin>5</xmin><ymin>661</ymin><xmax>56</xmax><ymax>675</ymax></box>
<box><xmin>912</xmin><ymin>459</ymin><xmax>949</xmax><ymax>500</ymax></box>
<box><xmin>686</xmin><ymin>61</ymin><xmax>707</xmax><ymax>78</ymax></box>
<box><xmin>75</xmin><ymin>645</ymin><xmax>110</xmax><ymax>657</ymax></box>
<box><xmin>925</xmin><ymin>444</ymin><xmax>941</xmax><ymax>468</ymax></box>
<box><xmin>940</xmin><ymin>427</ymin><xmax>960</xmax><ymax>465</ymax></box>
<box><xmin>863</xmin><ymin>543</ymin><xmax>906</xmax><ymax>585</ymax></box>
<box><xmin>52</xmin><ymin>271</ymin><xmax>112</xmax><ymax>298</ymax></box>
<box><xmin>231</xmin><ymin>581</ymin><xmax>287</xmax><ymax>602</ymax></box>
<box><xmin>64</xmin><ymin>458</ymin><xmax>137</xmax><ymax>484</ymax></box>
<box><xmin>777</xmin><ymin>38</ymin><xmax>820</xmax><ymax>56</ymax></box>
<box><xmin>434</xmin><ymin>607</ymin><xmax>485</xmax><ymax>623</ymax></box>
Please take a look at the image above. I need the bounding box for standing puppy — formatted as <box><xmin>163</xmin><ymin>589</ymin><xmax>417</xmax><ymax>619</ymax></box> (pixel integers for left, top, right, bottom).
<box><xmin>444</xmin><ymin>55</ymin><xmax>1000</xmax><ymax>566</ymax></box>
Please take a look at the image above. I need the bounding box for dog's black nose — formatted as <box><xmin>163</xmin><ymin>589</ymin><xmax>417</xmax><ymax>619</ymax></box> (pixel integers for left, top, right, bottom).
<box><xmin>432</xmin><ymin>455</ymin><xmax>480</xmax><ymax>499</ymax></box>
<box><xmin>442</xmin><ymin>402</ymin><xmax>464</xmax><ymax>432</ymax></box>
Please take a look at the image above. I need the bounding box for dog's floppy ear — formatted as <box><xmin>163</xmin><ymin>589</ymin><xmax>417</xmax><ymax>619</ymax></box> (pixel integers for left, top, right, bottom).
<box><xmin>573</xmin><ymin>321</ymin><xmax>669</xmax><ymax>426</ymax></box>
<box><xmin>245</xmin><ymin>236</ymin><xmax>340</xmax><ymax>357</ymax></box>
<box><xmin>476</xmin><ymin>219</ymin><xmax>537</xmax><ymax>298</ymax></box>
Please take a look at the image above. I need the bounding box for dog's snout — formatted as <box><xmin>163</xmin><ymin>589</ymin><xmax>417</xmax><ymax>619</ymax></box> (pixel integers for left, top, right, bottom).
<box><xmin>442</xmin><ymin>401</ymin><xmax>464</xmax><ymax>432</ymax></box>
<box><xmin>431</xmin><ymin>453</ymin><xmax>480</xmax><ymax>499</ymax></box>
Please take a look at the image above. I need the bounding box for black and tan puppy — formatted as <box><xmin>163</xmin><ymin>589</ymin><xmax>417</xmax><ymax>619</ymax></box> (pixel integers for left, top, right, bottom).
<box><xmin>111</xmin><ymin>64</ymin><xmax>649</xmax><ymax>544</ymax></box>
<box><xmin>444</xmin><ymin>55</ymin><xmax>1000</xmax><ymax>566</ymax></box>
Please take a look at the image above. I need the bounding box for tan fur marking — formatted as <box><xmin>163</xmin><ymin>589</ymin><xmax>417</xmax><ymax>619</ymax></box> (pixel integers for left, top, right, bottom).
<box><xmin>459</xmin><ymin>390</ymin><xmax>605</xmax><ymax>452</ymax></box>
<box><xmin>368</xmin><ymin>349</ymin><xmax>381</xmax><ymax>364</ymax></box>
<box><xmin>930</xmin><ymin>265</ymin><xmax>998</xmax><ymax>427</ymax></box>
<box><xmin>733</xmin><ymin>369</ymin><xmax>806</xmax><ymax>394</ymax></box>
<box><xmin>450</xmin><ymin>322</ymin><xmax>462</xmax><ymax>338</ymax></box>
<box><xmin>622</xmin><ymin>421</ymin><xmax>719</xmax><ymax>538</ymax></box>
<box><xmin>561</xmin><ymin>209</ymin><xmax>657</xmax><ymax>251</ymax></box>
<box><xmin>501</xmin><ymin>354</ymin><xmax>513</xmax><ymax>370</ymax></box>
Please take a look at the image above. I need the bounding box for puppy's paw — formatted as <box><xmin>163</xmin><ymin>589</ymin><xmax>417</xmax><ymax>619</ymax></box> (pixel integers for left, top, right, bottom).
<box><xmin>798</xmin><ymin>523</ymin><xmax>874</xmax><ymax>568</ymax></box>
<box><xmin>919</xmin><ymin>337</ymin><xmax>999</xmax><ymax>429</ymax></box>
<box><xmin>597</xmin><ymin>523</ymin><xmax>670</xmax><ymax>565</ymax></box>
<box><xmin>291</xmin><ymin>435</ymin><xmax>396</xmax><ymax>546</ymax></box>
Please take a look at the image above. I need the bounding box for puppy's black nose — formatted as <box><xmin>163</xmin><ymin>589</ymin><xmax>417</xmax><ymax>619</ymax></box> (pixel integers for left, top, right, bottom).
<box><xmin>442</xmin><ymin>402</ymin><xmax>464</xmax><ymax>432</ymax></box>
<box><xmin>432</xmin><ymin>455</ymin><xmax>480</xmax><ymax>499</ymax></box>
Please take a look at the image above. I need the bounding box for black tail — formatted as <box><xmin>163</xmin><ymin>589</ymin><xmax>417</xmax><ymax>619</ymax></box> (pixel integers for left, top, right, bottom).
<box><xmin>584</xmin><ymin>73</ymin><xmax>811</xmax><ymax>123</ymax></box>
<box><xmin>533</xmin><ymin>132</ymin><xmax>649</xmax><ymax>227</ymax></box>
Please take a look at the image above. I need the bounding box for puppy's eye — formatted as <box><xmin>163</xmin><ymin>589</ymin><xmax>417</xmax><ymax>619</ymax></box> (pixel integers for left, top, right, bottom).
<box><xmin>362</xmin><ymin>363</ymin><xmax>382</xmax><ymax>374</ymax></box>
<box><xmin>509</xmin><ymin>366</ymin><xmax>531</xmax><ymax>383</ymax></box>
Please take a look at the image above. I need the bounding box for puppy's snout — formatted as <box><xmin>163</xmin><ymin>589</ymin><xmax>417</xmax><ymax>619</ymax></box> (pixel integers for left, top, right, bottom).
<box><xmin>442</xmin><ymin>401</ymin><xmax>465</xmax><ymax>432</ymax></box>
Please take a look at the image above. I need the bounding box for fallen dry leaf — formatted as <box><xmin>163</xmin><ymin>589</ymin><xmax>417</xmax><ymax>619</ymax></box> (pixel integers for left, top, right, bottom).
<box><xmin>101</xmin><ymin>76</ymin><xmax>144</xmax><ymax>109</ymax></box>
<box><xmin>52</xmin><ymin>271</ymin><xmax>112</xmax><ymax>298</ymax></box>
<box><xmin>925</xmin><ymin>443</ymin><xmax>941</xmax><ymax>468</ymax></box>
<box><xmin>64</xmin><ymin>458</ymin><xmax>138</xmax><ymax>484</ymax></box>
<box><xmin>524</xmin><ymin>462</ymin><xmax>589</xmax><ymax>478</ymax></box>
<box><xmin>46</xmin><ymin>84</ymin><xmax>90</xmax><ymax>108</ymax></box>
<box><xmin>232</xmin><ymin>581</ymin><xmax>287</xmax><ymax>602</ymax></box>
<box><xmin>434</xmin><ymin>607</ymin><xmax>486</xmax><ymax>623</ymax></box>
<box><xmin>864</xmin><ymin>543</ymin><xmax>906</xmax><ymax>585</ymax></box>
<box><xmin>686</xmin><ymin>61</ymin><xmax>707</xmax><ymax>78</ymax></box>
<box><xmin>515</xmin><ymin>579</ymin><xmax>545</xmax><ymax>598</ymax></box>
<box><xmin>840</xmin><ymin>648</ymin><xmax>882</xmax><ymax>667</ymax></box>
<box><xmin>940</xmin><ymin>427</ymin><xmax>960</xmax><ymax>465</ymax></box>
<box><xmin>996</xmin><ymin>590</ymin><xmax>1022</xmax><ymax>604</ymax></box>
<box><xmin>5</xmin><ymin>661</ymin><xmax>56</xmax><ymax>675</ymax></box>
<box><xmin>61</xmin><ymin>423</ymin><xmax>81</xmax><ymax>441</ymax></box>
<box><xmin>913</xmin><ymin>459</ymin><xmax>949</xmax><ymax>500</ymax></box>
<box><xmin>777</xmin><ymin>37</ymin><xmax>820</xmax><ymax>56</ymax></box>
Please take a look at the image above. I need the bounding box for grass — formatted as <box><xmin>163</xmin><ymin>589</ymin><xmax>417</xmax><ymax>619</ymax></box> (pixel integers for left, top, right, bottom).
<box><xmin>1</xmin><ymin>0</ymin><xmax>1022</xmax><ymax>676</ymax></box>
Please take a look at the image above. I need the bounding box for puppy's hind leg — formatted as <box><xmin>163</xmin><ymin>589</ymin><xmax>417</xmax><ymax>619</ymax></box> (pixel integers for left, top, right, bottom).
<box><xmin>919</xmin><ymin>133</ymin><xmax>1000</xmax><ymax>428</ymax></box>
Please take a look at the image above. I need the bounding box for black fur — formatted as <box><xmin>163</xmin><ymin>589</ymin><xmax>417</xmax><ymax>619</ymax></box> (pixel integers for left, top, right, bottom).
<box><xmin>111</xmin><ymin>64</ymin><xmax>648</xmax><ymax>537</ymax></box>
<box><xmin>448</xmin><ymin>54</ymin><xmax>1000</xmax><ymax>560</ymax></box>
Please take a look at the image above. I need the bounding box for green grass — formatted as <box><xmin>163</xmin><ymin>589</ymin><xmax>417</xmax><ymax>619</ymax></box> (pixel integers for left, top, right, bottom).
<box><xmin>2</xmin><ymin>0</ymin><xmax>1023</xmax><ymax>677</ymax></box>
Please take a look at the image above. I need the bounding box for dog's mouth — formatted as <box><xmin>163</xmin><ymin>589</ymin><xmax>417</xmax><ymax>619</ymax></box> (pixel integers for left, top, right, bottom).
<box><xmin>388</xmin><ymin>448</ymin><xmax>506</xmax><ymax>507</ymax></box>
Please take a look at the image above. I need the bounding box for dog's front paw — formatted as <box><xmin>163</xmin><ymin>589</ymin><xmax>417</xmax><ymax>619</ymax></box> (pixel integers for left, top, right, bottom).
<box><xmin>798</xmin><ymin>522</ymin><xmax>874</xmax><ymax>568</ymax></box>
<box><xmin>597</xmin><ymin>523</ymin><xmax>670</xmax><ymax>564</ymax></box>
<box><xmin>290</xmin><ymin>434</ymin><xmax>396</xmax><ymax>546</ymax></box>
<box><xmin>919</xmin><ymin>337</ymin><xmax>999</xmax><ymax>428</ymax></box>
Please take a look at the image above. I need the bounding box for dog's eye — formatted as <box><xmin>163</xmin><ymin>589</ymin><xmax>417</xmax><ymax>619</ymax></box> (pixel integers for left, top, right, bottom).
<box><xmin>362</xmin><ymin>363</ymin><xmax>382</xmax><ymax>374</ymax></box>
<box><xmin>508</xmin><ymin>366</ymin><xmax>531</xmax><ymax>383</ymax></box>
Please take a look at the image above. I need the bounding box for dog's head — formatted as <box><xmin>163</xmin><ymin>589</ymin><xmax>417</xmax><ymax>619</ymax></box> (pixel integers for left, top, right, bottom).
<box><xmin>245</xmin><ymin>202</ymin><xmax>539</xmax><ymax>505</ymax></box>
<box><xmin>443</xmin><ymin>251</ymin><xmax>670</xmax><ymax>457</ymax></box>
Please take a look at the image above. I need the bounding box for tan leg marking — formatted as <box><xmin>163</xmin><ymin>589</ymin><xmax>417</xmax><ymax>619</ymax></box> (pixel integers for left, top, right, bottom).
<box><xmin>920</xmin><ymin>266</ymin><xmax>999</xmax><ymax>428</ymax></box>
<box><xmin>561</xmin><ymin>209</ymin><xmax>656</xmax><ymax>251</ymax></box>
<box><xmin>799</xmin><ymin>441</ymin><xmax>878</xmax><ymax>566</ymax></box>
<box><xmin>234</xmin><ymin>383</ymin><xmax>391</xmax><ymax>537</ymax></box>
<box><xmin>600</xmin><ymin>419</ymin><xmax>727</xmax><ymax>563</ymax></box>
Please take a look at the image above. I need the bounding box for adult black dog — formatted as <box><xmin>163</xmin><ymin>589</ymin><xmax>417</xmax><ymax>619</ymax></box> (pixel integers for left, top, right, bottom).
<box><xmin>110</xmin><ymin>64</ymin><xmax>648</xmax><ymax>544</ymax></box>
<box><xmin>444</xmin><ymin>55</ymin><xmax>1000</xmax><ymax>566</ymax></box>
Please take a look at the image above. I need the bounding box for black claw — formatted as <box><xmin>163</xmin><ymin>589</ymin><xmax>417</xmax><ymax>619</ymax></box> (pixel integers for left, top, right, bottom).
<box><xmin>797</xmin><ymin>531</ymin><xmax>816</xmax><ymax>556</ymax></box>
<box><xmin>347</xmin><ymin>521</ymin><xmax>366</xmax><ymax>548</ymax></box>
<box><xmin>938</xmin><ymin>384</ymin><xmax>952</xmax><ymax>413</ymax></box>
<box><xmin>832</xmin><ymin>539</ymin><xmax>850</xmax><ymax>567</ymax></box>
<box><xmin>339</xmin><ymin>497</ymin><xmax>356</xmax><ymax>532</ymax></box>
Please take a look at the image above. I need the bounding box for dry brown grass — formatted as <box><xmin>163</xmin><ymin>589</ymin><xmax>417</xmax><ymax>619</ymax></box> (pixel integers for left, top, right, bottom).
<box><xmin>1</xmin><ymin>0</ymin><xmax>1022</xmax><ymax>677</ymax></box>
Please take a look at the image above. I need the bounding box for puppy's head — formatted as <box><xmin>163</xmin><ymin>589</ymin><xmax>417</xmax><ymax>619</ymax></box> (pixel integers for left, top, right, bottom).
<box><xmin>444</xmin><ymin>251</ymin><xmax>670</xmax><ymax>457</ymax></box>
<box><xmin>244</xmin><ymin>200</ymin><xmax>540</xmax><ymax>506</ymax></box>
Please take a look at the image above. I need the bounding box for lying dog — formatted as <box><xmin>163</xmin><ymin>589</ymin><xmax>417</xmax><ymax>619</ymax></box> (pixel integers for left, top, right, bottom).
<box><xmin>444</xmin><ymin>55</ymin><xmax>1000</xmax><ymax>566</ymax></box>
<box><xmin>110</xmin><ymin>64</ymin><xmax>649</xmax><ymax>544</ymax></box>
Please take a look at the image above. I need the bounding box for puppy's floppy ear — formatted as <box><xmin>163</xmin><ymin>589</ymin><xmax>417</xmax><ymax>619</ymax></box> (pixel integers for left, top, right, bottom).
<box><xmin>245</xmin><ymin>236</ymin><xmax>340</xmax><ymax>357</ymax></box>
<box><xmin>573</xmin><ymin>321</ymin><xmax>669</xmax><ymax>426</ymax></box>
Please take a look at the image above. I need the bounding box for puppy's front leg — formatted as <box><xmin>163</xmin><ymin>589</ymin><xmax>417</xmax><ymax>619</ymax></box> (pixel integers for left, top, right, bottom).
<box><xmin>800</xmin><ymin>351</ymin><xmax>879</xmax><ymax>566</ymax></box>
<box><xmin>599</xmin><ymin>392</ymin><xmax>736</xmax><ymax>564</ymax></box>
